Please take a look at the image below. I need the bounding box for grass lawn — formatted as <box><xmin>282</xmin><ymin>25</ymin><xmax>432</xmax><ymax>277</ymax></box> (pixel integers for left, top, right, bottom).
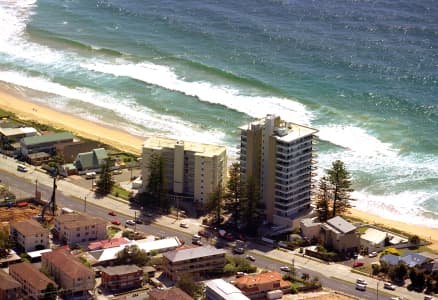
<box><xmin>112</xmin><ymin>185</ymin><xmax>131</xmax><ymax>200</ymax></box>
<box><xmin>107</xmin><ymin>226</ymin><xmax>121</xmax><ymax>238</ymax></box>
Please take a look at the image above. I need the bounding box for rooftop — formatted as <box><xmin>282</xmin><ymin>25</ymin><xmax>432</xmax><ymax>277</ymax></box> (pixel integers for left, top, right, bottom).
<box><xmin>143</xmin><ymin>137</ymin><xmax>226</xmax><ymax>158</ymax></box>
<box><xmin>88</xmin><ymin>237</ymin><xmax>130</xmax><ymax>251</ymax></box>
<box><xmin>148</xmin><ymin>287</ymin><xmax>193</xmax><ymax>300</ymax></box>
<box><xmin>163</xmin><ymin>245</ymin><xmax>226</xmax><ymax>263</ymax></box>
<box><xmin>21</xmin><ymin>132</ymin><xmax>74</xmax><ymax>147</ymax></box>
<box><xmin>325</xmin><ymin>216</ymin><xmax>356</xmax><ymax>234</ymax></box>
<box><xmin>205</xmin><ymin>279</ymin><xmax>249</xmax><ymax>300</ymax></box>
<box><xmin>0</xmin><ymin>127</ymin><xmax>37</xmax><ymax>137</ymax></box>
<box><xmin>100</xmin><ymin>265</ymin><xmax>142</xmax><ymax>276</ymax></box>
<box><xmin>11</xmin><ymin>219</ymin><xmax>49</xmax><ymax>236</ymax></box>
<box><xmin>361</xmin><ymin>228</ymin><xmax>387</xmax><ymax>244</ymax></box>
<box><xmin>55</xmin><ymin>213</ymin><xmax>106</xmax><ymax>229</ymax></box>
<box><xmin>42</xmin><ymin>249</ymin><xmax>94</xmax><ymax>279</ymax></box>
<box><xmin>9</xmin><ymin>262</ymin><xmax>56</xmax><ymax>291</ymax></box>
<box><xmin>0</xmin><ymin>269</ymin><xmax>20</xmax><ymax>290</ymax></box>
<box><xmin>235</xmin><ymin>271</ymin><xmax>286</xmax><ymax>287</ymax></box>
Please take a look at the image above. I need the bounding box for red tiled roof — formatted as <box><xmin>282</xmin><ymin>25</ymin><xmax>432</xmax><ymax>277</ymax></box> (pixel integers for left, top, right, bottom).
<box><xmin>148</xmin><ymin>287</ymin><xmax>193</xmax><ymax>300</ymax></box>
<box><xmin>0</xmin><ymin>269</ymin><xmax>20</xmax><ymax>290</ymax></box>
<box><xmin>9</xmin><ymin>262</ymin><xmax>56</xmax><ymax>291</ymax></box>
<box><xmin>42</xmin><ymin>248</ymin><xmax>93</xmax><ymax>280</ymax></box>
<box><xmin>88</xmin><ymin>237</ymin><xmax>130</xmax><ymax>251</ymax></box>
<box><xmin>235</xmin><ymin>271</ymin><xmax>290</xmax><ymax>291</ymax></box>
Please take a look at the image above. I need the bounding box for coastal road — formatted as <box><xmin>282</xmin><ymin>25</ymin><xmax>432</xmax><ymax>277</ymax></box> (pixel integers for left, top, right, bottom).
<box><xmin>0</xmin><ymin>158</ymin><xmax>423</xmax><ymax>300</ymax></box>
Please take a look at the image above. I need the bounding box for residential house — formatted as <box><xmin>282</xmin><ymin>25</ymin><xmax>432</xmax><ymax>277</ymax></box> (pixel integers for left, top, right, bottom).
<box><xmin>380</xmin><ymin>252</ymin><xmax>431</xmax><ymax>269</ymax></box>
<box><xmin>205</xmin><ymin>279</ymin><xmax>250</xmax><ymax>300</ymax></box>
<box><xmin>9</xmin><ymin>262</ymin><xmax>56</xmax><ymax>300</ymax></box>
<box><xmin>10</xmin><ymin>219</ymin><xmax>50</xmax><ymax>252</ymax></box>
<box><xmin>88</xmin><ymin>237</ymin><xmax>130</xmax><ymax>251</ymax></box>
<box><xmin>20</xmin><ymin>132</ymin><xmax>74</xmax><ymax>157</ymax></box>
<box><xmin>55</xmin><ymin>141</ymin><xmax>100</xmax><ymax>163</ymax></box>
<box><xmin>42</xmin><ymin>249</ymin><xmax>95</xmax><ymax>295</ymax></box>
<box><xmin>239</xmin><ymin>115</ymin><xmax>318</xmax><ymax>226</ymax></box>
<box><xmin>234</xmin><ymin>272</ymin><xmax>291</xmax><ymax>299</ymax></box>
<box><xmin>54</xmin><ymin>213</ymin><xmax>107</xmax><ymax>245</ymax></box>
<box><xmin>74</xmin><ymin>148</ymin><xmax>109</xmax><ymax>171</ymax></box>
<box><xmin>162</xmin><ymin>245</ymin><xmax>226</xmax><ymax>281</ymax></box>
<box><xmin>0</xmin><ymin>269</ymin><xmax>21</xmax><ymax>300</ymax></box>
<box><xmin>320</xmin><ymin>216</ymin><xmax>360</xmax><ymax>254</ymax></box>
<box><xmin>101</xmin><ymin>265</ymin><xmax>143</xmax><ymax>291</ymax></box>
<box><xmin>360</xmin><ymin>228</ymin><xmax>387</xmax><ymax>252</ymax></box>
<box><xmin>26</xmin><ymin>152</ymin><xmax>52</xmax><ymax>166</ymax></box>
<box><xmin>148</xmin><ymin>287</ymin><xmax>193</xmax><ymax>300</ymax></box>
<box><xmin>0</xmin><ymin>127</ymin><xmax>37</xmax><ymax>143</ymax></box>
<box><xmin>141</xmin><ymin>137</ymin><xmax>227</xmax><ymax>205</ymax></box>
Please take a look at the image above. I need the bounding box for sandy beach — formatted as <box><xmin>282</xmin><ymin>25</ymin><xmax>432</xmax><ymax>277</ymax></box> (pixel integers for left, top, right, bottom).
<box><xmin>0</xmin><ymin>87</ymin><xmax>145</xmax><ymax>155</ymax></box>
<box><xmin>0</xmin><ymin>86</ymin><xmax>437</xmax><ymax>251</ymax></box>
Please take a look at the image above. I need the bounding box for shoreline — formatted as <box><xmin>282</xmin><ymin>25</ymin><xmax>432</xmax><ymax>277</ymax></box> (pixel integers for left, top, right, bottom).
<box><xmin>0</xmin><ymin>86</ymin><xmax>145</xmax><ymax>155</ymax></box>
<box><xmin>0</xmin><ymin>85</ymin><xmax>437</xmax><ymax>251</ymax></box>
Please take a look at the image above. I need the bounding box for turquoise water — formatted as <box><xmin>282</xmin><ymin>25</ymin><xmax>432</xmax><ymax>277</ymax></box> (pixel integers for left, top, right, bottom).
<box><xmin>0</xmin><ymin>0</ymin><xmax>437</xmax><ymax>227</ymax></box>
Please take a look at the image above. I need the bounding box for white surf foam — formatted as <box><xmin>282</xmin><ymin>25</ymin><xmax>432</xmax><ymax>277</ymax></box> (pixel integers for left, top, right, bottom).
<box><xmin>81</xmin><ymin>61</ymin><xmax>314</xmax><ymax>126</ymax></box>
<box><xmin>0</xmin><ymin>70</ymin><xmax>226</xmax><ymax>145</ymax></box>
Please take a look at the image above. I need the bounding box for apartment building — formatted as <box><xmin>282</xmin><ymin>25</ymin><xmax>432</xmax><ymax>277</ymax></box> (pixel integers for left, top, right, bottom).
<box><xmin>239</xmin><ymin>114</ymin><xmax>318</xmax><ymax>225</ymax></box>
<box><xmin>10</xmin><ymin>219</ymin><xmax>50</xmax><ymax>252</ymax></box>
<box><xmin>42</xmin><ymin>249</ymin><xmax>95</xmax><ymax>295</ymax></box>
<box><xmin>9</xmin><ymin>262</ymin><xmax>56</xmax><ymax>300</ymax></box>
<box><xmin>101</xmin><ymin>265</ymin><xmax>143</xmax><ymax>291</ymax></box>
<box><xmin>234</xmin><ymin>272</ymin><xmax>291</xmax><ymax>299</ymax></box>
<box><xmin>54</xmin><ymin>213</ymin><xmax>107</xmax><ymax>245</ymax></box>
<box><xmin>0</xmin><ymin>269</ymin><xmax>21</xmax><ymax>300</ymax></box>
<box><xmin>162</xmin><ymin>245</ymin><xmax>227</xmax><ymax>281</ymax></box>
<box><xmin>142</xmin><ymin>137</ymin><xmax>227</xmax><ymax>204</ymax></box>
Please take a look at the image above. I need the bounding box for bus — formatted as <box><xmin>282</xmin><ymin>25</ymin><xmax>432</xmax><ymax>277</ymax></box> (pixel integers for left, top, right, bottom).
<box><xmin>17</xmin><ymin>164</ymin><xmax>28</xmax><ymax>172</ymax></box>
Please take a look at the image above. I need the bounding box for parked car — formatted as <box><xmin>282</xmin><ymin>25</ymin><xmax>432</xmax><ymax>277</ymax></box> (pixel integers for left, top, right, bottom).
<box><xmin>368</xmin><ymin>251</ymin><xmax>378</xmax><ymax>258</ymax></box>
<box><xmin>135</xmin><ymin>219</ymin><xmax>143</xmax><ymax>224</ymax></box>
<box><xmin>280</xmin><ymin>266</ymin><xmax>290</xmax><ymax>272</ymax></box>
<box><xmin>233</xmin><ymin>247</ymin><xmax>245</xmax><ymax>254</ymax></box>
<box><xmin>108</xmin><ymin>211</ymin><xmax>116</xmax><ymax>216</ymax></box>
<box><xmin>356</xmin><ymin>278</ymin><xmax>367</xmax><ymax>285</ymax></box>
<box><xmin>353</xmin><ymin>261</ymin><xmax>364</xmax><ymax>268</ymax></box>
<box><xmin>424</xmin><ymin>296</ymin><xmax>434</xmax><ymax>300</ymax></box>
<box><xmin>180</xmin><ymin>222</ymin><xmax>189</xmax><ymax>228</ymax></box>
<box><xmin>192</xmin><ymin>240</ymin><xmax>203</xmax><ymax>246</ymax></box>
<box><xmin>356</xmin><ymin>283</ymin><xmax>367</xmax><ymax>291</ymax></box>
<box><xmin>198</xmin><ymin>230</ymin><xmax>210</xmax><ymax>238</ymax></box>
<box><xmin>125</xmin><ymin>220</ymin><xmax>135</xmax><ymax>225</ymax></box>
<box><xmin>111</xmin><ymin>219</ymin><xmax>121</xmax><ymax>225</ymax></box>
<box><xmin>246</xmin><ymin>255</ymin><xmax>256</xmax><ymax>261</ymax></box>
<box><xmin>384</xmin><ymin>282</ymin><xmax>396</xmax><ymax>290</ymax></box>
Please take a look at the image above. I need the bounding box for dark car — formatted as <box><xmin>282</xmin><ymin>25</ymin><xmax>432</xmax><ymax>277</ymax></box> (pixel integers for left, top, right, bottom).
<box><xmin>108</xmin><ymin>211</ymin><xmax>116</xmax><ymax>216</ymax></box>
<box><xmin>135</xmin><ymin>219</ymin><xmax>143</xmax><ymax>224</ymax></box>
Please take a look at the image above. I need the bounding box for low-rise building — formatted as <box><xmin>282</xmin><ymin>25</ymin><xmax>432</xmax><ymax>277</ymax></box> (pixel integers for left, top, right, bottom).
<box><xmin>148</xmin><ymin>287</ymin><xmax>193</xmax><ymax>300</ymax></box>
<box><xmin>320</xmin><ymin>216</ymin><xmax>360</xmax><ymax>254</ymax></box>
<box><xmin>54</xmin><ymin>213</ymin><xmax>107</xmax><ymax>245</ymax></box>
<box><xmin>74</xmin><ymin>148</ymin><xmax>109</xmax><ymax>171</ymax></box>
<box><xmin>0</xmin><ymin>127</ymin><xmax>37</xmax><ymax>143</ymax></box>
<box><xmin>42</xmin><ymin>249</ymin><xmax>95</xmax><ymax>295</ymax></box>
<box><xmin>299</xmin><ymin>218</ymin><xmax>321</xmax><ymax>241</ymax></box>
<box><xmin>205</xmin><ymin>279</ymin><xmax>249</xmax><ymax>300</ymax></box>
<box><xmin>9</xmin><ymin>262</ymin><xmax>56</xmax><ymax>300</ymax></box>
<box><xmin>20</xmin><ymin>132</ymin><xmax>74</xmax><ymax>157</ymax></box>
<box><xmin>162</xmin><ymin>245</ymin><xmax>226</xmax><ymax>281</ymax></box>
<box><xmin>101</xmin><ymin>265</ymin><xmax>143</xmax><ymax>291</ymax></box>
<box><xmin>234</xmin><ymin>272</ymin><xmax>291</xmax><ymax>299</ymax></box>
<box><xmin>0</xmin><ymin>269</ymin><xmax>21</xmax><ymax>300</ymax></box>
<box><xmin>10</xmin><ymin>219</ymin><xmax>50</xmax><ymax>252</ymax></box>
<box><xmin>55</xmin><ymin>141</ymin><xmax>100</xmax><ymax>163</ymax></box>
<box><xmin>88</xmin><ymin>237</ymin><xmax>130</xmax><ymax>251</ymax></box>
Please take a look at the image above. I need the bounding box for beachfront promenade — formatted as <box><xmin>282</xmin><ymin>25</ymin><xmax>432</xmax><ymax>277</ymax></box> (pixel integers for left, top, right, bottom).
<box><xmin>0</xmin><ymin>156</ymin><xmax>425</xmax><ymax>300</ymax></box>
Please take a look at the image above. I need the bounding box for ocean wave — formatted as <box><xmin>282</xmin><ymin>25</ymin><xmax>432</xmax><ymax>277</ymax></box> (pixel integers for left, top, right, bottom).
<box><xmin>81</xmin><ymin>61</ymin><xmax>314</xmax><ymax>126</ymax></box>
<box><xmin>0</xmin><ymin>70</ymin><xmax>226</xmax><ymax>145</ymax></box>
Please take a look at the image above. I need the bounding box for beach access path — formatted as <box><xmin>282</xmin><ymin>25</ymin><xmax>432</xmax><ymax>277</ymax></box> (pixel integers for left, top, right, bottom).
<box><xmin>0</xmin><ymin>156</ymin><xmax>427</xmax><ymax>300</ymax></box>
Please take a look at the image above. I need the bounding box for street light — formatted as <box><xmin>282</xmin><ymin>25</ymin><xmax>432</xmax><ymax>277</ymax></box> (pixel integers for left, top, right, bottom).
<box><xmin>84</xmin><ymin>196</ymin><xmax>87</xmax><ymax>212</ymax></box>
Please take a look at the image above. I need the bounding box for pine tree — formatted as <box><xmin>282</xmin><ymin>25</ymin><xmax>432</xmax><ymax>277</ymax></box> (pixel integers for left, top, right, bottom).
<box><xmin>315</xmin><ymin>176</ymin><xmax>331</xmax><ymax>222</ymax></box>
<box><xmin>224</xmin><ymin>162</ymin><xmax>244</xmax><ymax>228</ymax></box>
<box><xmin>146</xmin><ymin>153</ymin><xmax>168</xmax><ymax>209</ymax></box>
<box><xmin>96</xmin><ymin>158</ymin><xmax>115</xmax><ymax>195</ymax></box>
<box><xmin>241</xmin><ymin>176</ymin><xmax>260</xmax><ymax>234</ymax></box>
<box><xmin>327</xmin><ymin>160</ymin><xmax>353</xmax><ymax>217</ymax></box>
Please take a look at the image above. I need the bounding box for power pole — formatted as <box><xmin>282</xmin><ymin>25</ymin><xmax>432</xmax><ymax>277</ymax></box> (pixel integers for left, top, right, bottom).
<box><xmin>84</xmin><ymin>196</ymin><xmax>87</xmax><ymax>212</ymax></box>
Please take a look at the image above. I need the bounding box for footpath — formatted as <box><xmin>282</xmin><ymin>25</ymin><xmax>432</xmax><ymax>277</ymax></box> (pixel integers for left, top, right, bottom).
<box><xmin>0</xmin><ymin>156</ymin><xmax>425</xmax><ymax>300</ymax></box>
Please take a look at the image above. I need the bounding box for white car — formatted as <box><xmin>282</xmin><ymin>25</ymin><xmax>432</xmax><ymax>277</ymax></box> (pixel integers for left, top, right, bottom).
<box><xmin>280</xmin><ymin>266</ymin><xmax>290</xmax><ymax>272</ymax></box>
<box><xmin>368</xmin><ymin>251</ymin><xmax>378</xmax><ymax>257</ymax></box>
<box><xmin>356</xmin><ymin>278</ymin><xmax>367</xmax><ymax>285</ymax></box>
<box><xmin>180</xmin><ymin>222</ymin><xmax>189</xmax><ymax>228</ymax></box>
<box><xmin>384</xmin><ymin>282</ymin><xmax>396</xmax><ymax>290</ymax></box>
<box><xmin>125</xmin><ymin>220</ymin><xmax>135</xmax><ymax>225</ymax></box>
<box><xmin>356</xmin><ymin>283</ymin><xmax>366</xmax><ymax>291</ymax></box>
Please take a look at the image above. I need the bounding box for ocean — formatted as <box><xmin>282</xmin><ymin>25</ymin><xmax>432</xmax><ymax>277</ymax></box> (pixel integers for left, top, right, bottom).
<box><xmin>0</xmin><ymin>0</ymin><xmax>437</xmax><ymax>227</ymax></box>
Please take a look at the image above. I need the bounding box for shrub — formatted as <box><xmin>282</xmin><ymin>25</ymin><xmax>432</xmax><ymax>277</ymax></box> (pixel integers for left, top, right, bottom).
<box><xmin>290</xmin><ymin>286</ymin><xmax>298</xmax><ymax>294</ymax></box>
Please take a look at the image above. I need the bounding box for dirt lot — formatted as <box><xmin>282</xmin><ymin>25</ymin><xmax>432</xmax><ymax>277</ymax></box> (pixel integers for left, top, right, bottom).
<box><xmin>0</xmin><ymin>204</ymin><xmax>53</xmax><ymax>230</ymax></box>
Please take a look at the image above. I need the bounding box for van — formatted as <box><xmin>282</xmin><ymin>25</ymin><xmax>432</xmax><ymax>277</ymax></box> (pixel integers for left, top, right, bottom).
<box><xmin>17</xmin><ymin>164</ymin><xmax>28</xmax><ymax>172</ymax></box>
<box><xmin>356</xmin><ymin>283</ymin><xmax>366</xmax><ymax>291</ymax></box>
<box><xmin>85</xmin><ymin>172</ymin><xmax>96</xmax><ymax>179</ymax></box>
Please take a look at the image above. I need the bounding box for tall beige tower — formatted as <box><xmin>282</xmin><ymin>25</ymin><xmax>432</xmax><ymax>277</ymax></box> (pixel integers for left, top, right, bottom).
<box><xmin>142</xmin><ymin>137</ymin><xmax>227</xmax><ymax>204</ymax></box>
<box><xmin>239</xmin><ymin>115</ymin><xmax>318</xmax><ymax>226</ymax></box>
